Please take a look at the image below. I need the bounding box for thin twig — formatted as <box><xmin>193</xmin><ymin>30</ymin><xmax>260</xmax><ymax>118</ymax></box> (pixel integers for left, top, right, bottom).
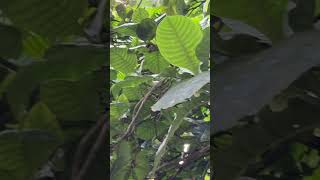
<box><xmin>71</xmin><ymin>114</ymin><xmax>107</xmax><ymax>179</ymax></box>
<box><xmin>74</xmin><ymin>120</ymin><xmax>108</xmax><ymax>180</ymax></box>
<box><xmin>118</xmin><ymin>80</ymin><xmax>165</xmax><ymax>141</ymax></box>
<box><xmin>85</xmin><ymin>0</ymin><xmax>107</xmax><ymax>43</ymax></box>
<box><xmin>157</xmin><ymin>145</ymin><xmax>209</xmax><ymax>173</ymax></box>
<box><xmin>137</xmin><ymin>0</ymin><xmax>143</xmax><ymax>8</ymax></box>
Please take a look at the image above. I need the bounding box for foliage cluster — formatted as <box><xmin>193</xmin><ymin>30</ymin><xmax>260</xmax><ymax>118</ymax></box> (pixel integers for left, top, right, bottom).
<box><xmin>110</xmin><ymin>0</ymin><xmax>210</xmax><ymax>179</ymax></box>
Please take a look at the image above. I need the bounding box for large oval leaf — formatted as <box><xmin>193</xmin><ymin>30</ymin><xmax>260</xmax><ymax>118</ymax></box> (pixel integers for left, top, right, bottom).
<box><xmin>156</xmin><ymin>15</ymin><xmax>202</xmax><ymax>74</ymax></box>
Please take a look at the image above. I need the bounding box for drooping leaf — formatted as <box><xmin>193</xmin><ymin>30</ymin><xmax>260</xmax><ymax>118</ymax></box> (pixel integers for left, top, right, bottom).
<box><xmin>156</xmin><ymin>15</ymin><xmax>202</xmax><ymax>74</ymax></box>
<box><xmin>152</xmin><ymin>71</ymin><xmax>210</xmax><ymax>111</ymax></box>
<box><xmin>110</xmin><ymin>48</ymin><xmax>137</xmax><ymax>74</ymax></box>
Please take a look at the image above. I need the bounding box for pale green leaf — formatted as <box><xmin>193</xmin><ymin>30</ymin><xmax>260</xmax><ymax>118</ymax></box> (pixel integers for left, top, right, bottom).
<box><xmin>152</xmin><ymin>71</ymin><xmax>210</xmax><ymax>111</ymax></box>
<box><xmin>110</xmin><ymin>48</ymin><xmax>137</xmax><ymax>74</ymax></box>
<box><xmin>143</xmin><ymin>51</ymin><xmax>169</xmax><ymax>73</ymax></box>
<box><xmin>156</xmin><ymin>15</ymin><xmax>202</xmax><ymax>74</ymax></box>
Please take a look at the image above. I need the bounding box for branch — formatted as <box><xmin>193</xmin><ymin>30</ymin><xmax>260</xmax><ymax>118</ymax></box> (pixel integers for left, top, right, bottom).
<box><xmin>71</xmin><ymin>114</ymin><xmax>107</xmax><ymax>180</ymax></box>
<box><xmin>156</xmin><ymin>145</ymin><xmax>210</xmax><ymax>177</ymax></box>
<box><xmin>74</xmin><ymin>120</ymin><xmax>108</xmax><ymax>180</ymax></box>
<box><xmin>115</xmin><ymin>80</ymin><xmax>165</xmax><ymax>143</ymax></box>
<box><xmin>85</xmin><ymin>0</ymin><xmax>107</xmax><ymax>43</ymax></box>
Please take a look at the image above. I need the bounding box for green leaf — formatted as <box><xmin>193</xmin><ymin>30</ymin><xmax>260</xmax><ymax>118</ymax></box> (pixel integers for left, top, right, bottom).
<box><xmin>150</xmin><ymin>96</ymin><xmax>207</xmax><ymax>177</ymax></box>
<box><xmin>196</xmin><ymin>27</ymin><xmax>210</xmax><ymax>70</ymax></box>
<box><xmin>212</xmin><ymin>0</ymin><xmax>288</xmax><ymax>41</ymax></box>
<box><xmin>136</xmin><ymin>18</ymin><xmax>157</xmax><ymax>41</ymax></box>
<box><xmin>0</xmin><ymin>0</ymin><xmax>88</xmax><ymax>40</ymax></box>
<box><xmin>152</xmin><ymin>71</ymin><xmax>210</xmax><ymax>111</ymax></box>
<box><xmin>316</xmin><ymin>0</ymin><xmax>320</xmax><ymax>16</ymax></box>
<box><xmin>39</xmin><ymin>73</ymin><xmax>104</xmax><ymax>122</ymax></box>
<box><xmin>134</xmin><ymin>150</ymin><xmax>150</xmax><ymax>180</ymax></box>
<box><xmin>110</xmin><ymin>102</ymin><xmax>129</xmax><ymax>121</ymax></box>
<box><xmin>213</xmin><ymin>103</ymin><xmax>320</xmax><ymax>180</ymax></box>
<box><xmin>22</xmin><ymin>32</ymin><xmax>50</xmax><ymax>59</ymax></box>
<box><xmin>136</xmin><ymin>121</ymin><xmax>167</xmax><ymax>140</ymax></box>
<box><xmin>143</xmin><ymin>51</ymin><xmax>169</xmax><ymax>73</ymax></box>
<box><xmin>0</xmin><ymin>23</ymin><xmax>22</xmax><ymax>59</ymax></box>
<box><xmin>111</xmin><ymin>141</ymin><xmax>132</xmax><ymax>180</ymax></box>
<box><xmin>6</xmin><ymin>46</ymin><xmax>106</xmax><ymax>120</ymax></box>
<box><xmin>20</xmin><ymin>102</ymin><xmax>64</xmax><ymax>139</ymax></box>
<box><xmin>110</xmin><ymin>48</ymin><xmax>137</xmax><ymax>74</ymax></box>
<box><xmin>156</xmin><ymin>15</ymin><xmax>202</xmax><ymax>74</ymax></box>
<box><xmin>111</xmin><ymin>76</ymin><xmax>152</xmax><ymax>98</ymax></box>
<box><xmin>132</xmin><ymin>8</ymin><xmax>149</xmax><ymax>23</ymax></box>
<box><xmin>0</xmin><ymin>130</ymin><xmax>60</xmax><ymax>180</ymax></box>
<box><xmin>113</xmin><ymin>23</ymin><xmax>138</xmax><ymax>37</ymax></box>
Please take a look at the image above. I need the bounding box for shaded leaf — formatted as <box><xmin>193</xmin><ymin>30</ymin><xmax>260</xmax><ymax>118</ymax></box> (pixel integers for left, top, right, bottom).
<box><xmin>0</xmin><ymin>130</ymin><xmax>60</xmax><ymax>180</ymax></box>
<box><xmin>0</xmin><ymin>0</ymin><xmax>87</xmax><ymax>40</ymax></box>
<box><xmin>136</xmin><ymin>18</ymin><xmax>157</xmax><ymax>41</ymax></box>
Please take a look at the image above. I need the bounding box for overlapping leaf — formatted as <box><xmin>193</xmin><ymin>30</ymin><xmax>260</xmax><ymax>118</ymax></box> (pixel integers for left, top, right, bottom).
<box><xmin>143</xmin><ymin>51</ymin><xmax>169</xmax><ymax>73</ymax></box>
